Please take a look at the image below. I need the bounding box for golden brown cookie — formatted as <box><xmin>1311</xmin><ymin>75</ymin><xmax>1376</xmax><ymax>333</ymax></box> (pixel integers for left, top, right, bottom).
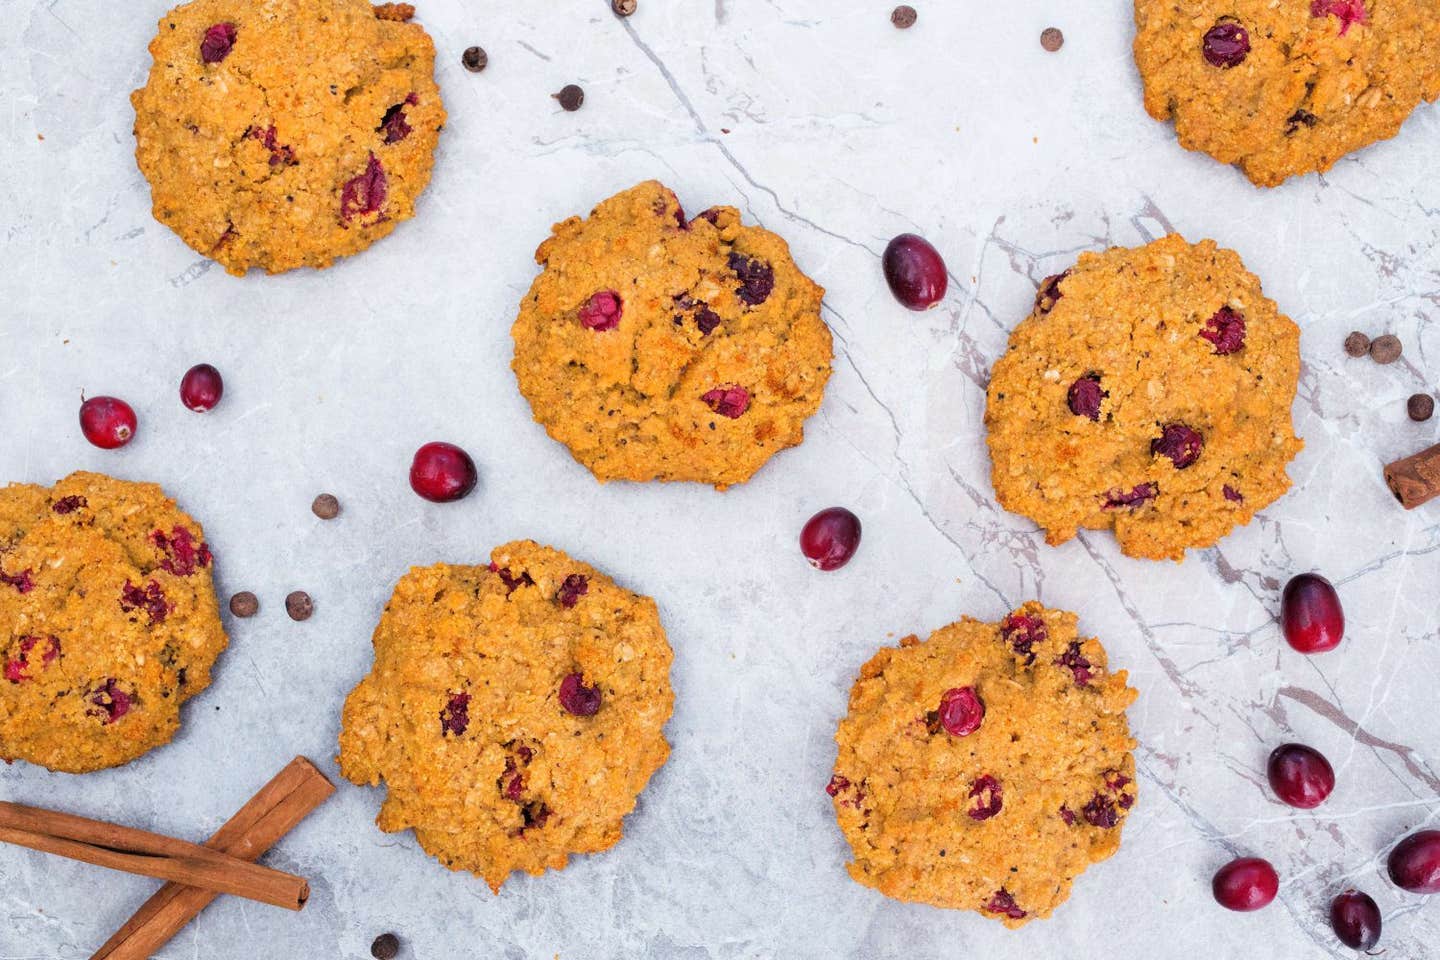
<box><xmin>829</xmin><ymin>603</ymin><xmax>1138</xmax><ymax>927</ymax></box>
<box><xmin>1134</xmin><ymin>1</ymin><xmax>1440</xmax><ymax>187</ymax></box>
<box><xmin>510</xmin><ymin>181</ymin><xmax>833</xmax><ymax>489</ymax></box>
<box><xmin>131</xmin><ymin>0</ymin><xmax>445</xmax><ymax>275</ymax></box>
<box><xmin>0</xmin><ymin>472</ymin><xmax>227</xmax><ymax>773</ymax></box>
<box><xmin>985</xmin><ymin>235</ymin><xmax>1303</xmax><ymax>561</ymax></box>
<box><xmin>338</xmin><ymin>541</ymin><xmax>673</xmax><ymax>892</ymax></box>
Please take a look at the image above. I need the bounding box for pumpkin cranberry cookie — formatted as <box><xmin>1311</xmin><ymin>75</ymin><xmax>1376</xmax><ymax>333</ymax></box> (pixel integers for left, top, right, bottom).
<box><xmin>985</xmin><ymin>235</ymin><xmax>1302</xmax><ymax>561</ymax></box>
<box><xmin>1134</xmin><ymin>1</ymin><xmax>1440</xmax><ymax>187</ymax></box>
<box><xmin>338</xmin><ymin>541</ymin><xmax>673</xmax><ymax>891</ymax></box>
<box><xmin>830</xmin><ymin>604</ymin><xmax>1138</xmax><ymax>927</ymax></box>
<box><xmin>0</xmin><ymin>472</ymin><xmax>227</xmax><ymax>773</ymax></box>
<box><xmin>511</xmin><ymin>181</ymin><xmax>832</xmax><ymax>489</ymax></box>
<box><xmin>131</xmin><ymin>0</ymin><xmax>444</xmax><ymax>275</ymax></box>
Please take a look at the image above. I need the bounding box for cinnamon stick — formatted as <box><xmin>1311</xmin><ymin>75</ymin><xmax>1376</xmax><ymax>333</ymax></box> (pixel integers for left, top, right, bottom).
<box><xmin>0</xmin><ymin>803</ymin><xmax>309</xmax><ymax>910</ymax></box>
<box><xmin>91</xmin><ymin>756</ymin><xmax>334</xmax><ymax>960</ymax></box>
<box><xmin>1384</xmin><ymin>441</ymin><xmax>1440</xmax><ymax>509</ymax></box>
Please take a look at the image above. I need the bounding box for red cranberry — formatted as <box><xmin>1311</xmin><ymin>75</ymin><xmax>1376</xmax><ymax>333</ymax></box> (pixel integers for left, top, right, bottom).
<box><xmin>1281</xmin><ymin>573</ymin><xmax>1344</xmax><ymax>653</ymax></box>
<box><xmin>1223</xmin><ymin>484</ymin><xmax>1244</xmax><ymax>503</ymax></box>
<box><xmin>1082</xmin><ymin>792</ymin><xmax>1120</xmax><ymax>828</ymax></box>
<box><xmin>1000</xmin><ymin>612</ymin><xmax>1045</xmax><ymax>665</ymax></box>
<box><xmin>439</xmin><ymin>691</ymin><xmax>470</xmax><ymax>736</ymax></box>
<box><xmin>79</xmin><ymin>396</ymin><xmax>137</xmax><ymax>449</ymax></box>
<box><xmin>1035</xmin><ymin>271</ymin><xmax>1069</xmax><ymax>314</ymax></box>
<box><xmin>559</xmin><ymin>672</ymin><xmax>602</xmax><ymax>716</ymax></box>
<box><xmin>882</xmin><ymin>233</ymin><xmax>948</xmax><ymax>311</ymax></box>
<box><xmin>1200</xmin><ymin>307</ymin><xmax>1246</xmax><ymax>355</ymax></box>
<box><xmin>728</xmin><ymin>252</ymin><xmax>775</xmax><ymax>306</ymax></box>
<box><xmin>578</xmin><ymin>290</ymin><xmax>623</xmax><ymax>331</ymax></box>
<box><xmin>1212</xmin><ymin>857</ymin><xmax>1279</xmax><ymax>911</ymax></box>
<box><xmin>967</xmin><ymin>775</ymin><xmax>1003</xmax><ymax>820</ymax></box>
<box><xmin>86</xmin><ymin>679</ymin><xmax>131</xmax><ymax>724</ymax></box>
<box><xmin>200</xmin><ymin>22</ymin><xmax>237</xmax><ymax>64</ymax></box>
<box><xmin>1054</xmin><ymin>641</ymin><xmax>1094</xmax><ymax>686</ymax></box>
<box><xmin>1388</xmin><ymin>830</ymin><xmax>1440</xmax><ymax>894</ymax></box>
<box><xmin>799</xmin><ymin>507</ymin><xmax>862</xmax><ymax>571</ymax></box>
<box><xmin>1067</xmin><ymin>374</ymin><xmax>1104</xmax><ymax>420</ymax></box>
<box><xmin>1311</xmin><ymin>0</ymin><xmax>1367</xmax><ymax>35</ymax></box>
<box><xmin>1103</xmin><ymin>482</ymin><xmax>1158</xmax><ymax>509</ymax></box>
<box><xmin>409</xmin><ymin>442</ymin><xmax>478</xmax><ymax>503</ymax></box>
<box><xmin>1266</xmin><ymin>743</ymin><xmax>1335</xmax><ymax>809</ymax></box>
<box><xmin>937</xmin><ymin>686</ymin><xmax>984</xmax><ymax>737</ymax></box>
<box><xmin>340</xmin><ymin>153</ymin><xmax>387</xmax><ymax>221</ymax></box>
<box><xmin>1202</xmin><ymin>20</ymin><xmax>1250</xmax><ymax>68</ymax></box>
<box><xmin>1329</xmin><ymin>890</ymin><xmax>1381</xmax><ymax>950</ymax></box>
<box><xmin>179</xmin><ymin>364</ymin><xmax>224</xmax><ymax>412</ymax></box>
<box><xmin>555</xmin><ymin>574</ymin><xmax>589</xmax><ymax>608</ymax></box>
<box><xmin>701</xmin><ymin>385</ymin><xmax>751</xmax><ymax>419</ymax></box>
<box><xmin>983</xmin><ymin>888</ymin><xmax>1026</xmax><ymax>920</ymax></box>
<box><xmin>1152</xmin><ymin>423</ymin><xmax>1204</xmax><ymax>469</ymax></box>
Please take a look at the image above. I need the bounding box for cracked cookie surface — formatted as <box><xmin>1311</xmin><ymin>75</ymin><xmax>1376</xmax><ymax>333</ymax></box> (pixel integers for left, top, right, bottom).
<box><xmin>131</xmin><ymin>0</ymin><xmax>444</xmax><ymax>275</ymax></box>
<box><xmin>1134</xmin><ymin>0</ymin><xmax>1440</xmax><ymax>186</ymax></box>
<box><xmin>338</xmin><ymin>541</ymin><xmax>673</xmax><ymax>892</ymax></box>
<box><xmin>830</xmin><ymin>604</ymin><xmax>1138</xmax><ymax>927</ymax></box>
<box><xmin>0</xmin><ymin>472</ymin><xmax>227</xmax><ymax>773</ymax></box>
<box><xmin>510</xmin><ymin>181</ymin><xmax>833</xmax><ymax>489</ymax></box>
<box><xmin>985</xmin><ymin>235</ymin><xmax>1303</xmax><ymax>561</ymax></box>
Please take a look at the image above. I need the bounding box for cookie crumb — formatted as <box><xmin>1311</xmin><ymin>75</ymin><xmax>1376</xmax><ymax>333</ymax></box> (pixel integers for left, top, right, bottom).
<box><xmin>1369</xmin><ymin>333</ymin><xmax>1403</xmax><ymax>365</ymax></box>
<box><xmin>229</xmin><ymin>591</ymin><xmax>259</xmax><ymax>618</ymax></box>
<box><xmin>891</xmin><ymin>5</ymin><xmax>917</xmax><ymax>28</ymax></box>
<box><xmin>372</xmin><ymin>2</ymin><xmax>414</xmax><ymax>20</ymax></box>
<box><xmin>611</xmin><ymin>0</ymin><xmax>636</xmax><ymax>15</ymax></box>
<box><xmin>1408</xmin><ymin>393</ymin><xmax>1435</xmax><ymax>422</ymax></box>
<box><xmin>1343</xmin><ymin>331</ymin><xmax>1371</xmax><ymax>357</ymax></box>
<box><xmin>285</xmin><ymin>591</ymin><xmax>314</xmax><ymax>622</ymax></box>
<box><xmin>462</xmin><ymin>46</ymin><xmax>488</xmax><ymax>72</ymax></box>
<box><xmin>370</xmin><ymin>933</ymin><xmax>400</xmax><ymax>959</ymax></box>
<box><xmin>554</xmin><ymin>84</ymin><xmax>585</xmax><ymax>111</ymax></box>
<box><xmin>1040</xmin><ymin>27</ymin><xmax>1064</xmax><ymax>51</ymax></box>
<box><xmin>311</xmin><ymin>493</ymin><xmax>341</xmax><ymax>520</ymax></box>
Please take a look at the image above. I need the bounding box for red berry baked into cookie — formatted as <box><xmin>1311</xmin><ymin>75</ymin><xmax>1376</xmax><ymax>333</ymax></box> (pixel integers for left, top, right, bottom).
<box><xmin>830</xmin><ymin>604</ymin><xmax>1138</xmax><ymax>927</ymax></box>
<box><xmin>985</xmin><ymin>235</ymin><xmax>1303</xmax><ymax>561</ymax></box>
<box><xmin>510</xmin><ymin>181</ymin><xmax>833</xmax><ymax>489</ymax></box>
<box><xmin>131</xmin><ymin>0</ymin><xmax>445</xmax><ymax>274</ymax></box>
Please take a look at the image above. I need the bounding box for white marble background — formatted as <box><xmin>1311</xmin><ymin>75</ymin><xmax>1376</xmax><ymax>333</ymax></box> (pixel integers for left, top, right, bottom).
<box><xmin>2</xmin><ymin>0</ymin><xmax>1438</xmax><ymax>957</ymax></box>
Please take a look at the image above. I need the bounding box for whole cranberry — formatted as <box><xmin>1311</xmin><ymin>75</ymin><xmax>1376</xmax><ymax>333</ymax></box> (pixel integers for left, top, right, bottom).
<box><xmin>1388</xmin><ymin>830</ymin><xmax>1440</xmax><ymax>894</ymax></box>
<box><xmin>179</xmin><ymin>363</ymin><xmax>224</xmax><ymax>412</ymax></box>
<box><xmin>409</xmin><ymin>442</ymin><xmax>478</xmax><ymax>503</ymax></box>
<box><xmin>1329</xmin><ymin>890</ymin><xmax>1381</xmax><ymax>950</ymax></box>
<box><xmin>79</xmin><ymin>396</ymin><xmax>137</xmax><ymax>449</ymax></box>
<box><xmin>800</xmin><ymin>507</ymin><xmax>862</xmax><ymax>571</ymax></box>
<box><xmin>1266</xmin><ymin>743</ymin><xmax>1335</xmax><ymax>809</ymax></box>
<box><xmin>1202</xmin><ymin>20</ymin><xmax>1250</xmax><ymax>68</ymax></box>
<box><xmin>1281</xmin><ymin>573</ymin><xmax>1344</xmax><ymax>653</ymax></box>
<box><xmin>1212</xmin><ymin>857</ymin><xmax>1279</xmax><ymax>911</ymax></box>
<box><xmin>937</xmin><ymin>686</ymin><xmax>984</xmax><ymax>737</ymax></box>
<box><xmin>882</xmin><ymin>233</ymin><xmax>948</xmax><ymax>310</ymax></box>
<box><xmin>558</xmin><ymin>672</ymin><xmax>602</xmax><ymax>716</ymax></box>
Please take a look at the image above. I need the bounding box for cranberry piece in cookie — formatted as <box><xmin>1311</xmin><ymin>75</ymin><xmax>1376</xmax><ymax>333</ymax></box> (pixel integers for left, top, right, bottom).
<box><xmin>199</xmin><ymin>22</ymin><xmax>237</xmax><ymax>64</ymax></box>
<box><xmin>1311</xmin><ymin>0</ymin><xmax>1367</xmax><ymax>35</ymax></box>
<box><xmin>1066</xmin><ymin>374</ymin><xmax>1104</xmax><ymax>420</ymax></box>
<box><xmin>983</xmin><ymin>889</ymin><xmax>1027</xmax><ymax>920</ymax></box>
<box><xmin>1199</xmin><ymin>307</ymin><xmax>1246</xmax><ymax>355</ymax></box>
<box><xmin>999</xmin><ymin>612</ymin><xmax>1046</xmax><ymax>665</ymax></box>
<box><xmin>558</xmin><ymin>672</ymin><xmax>602</xmax><ymax>716</ymax></box>
<box><xmin>439</xmin><ymin>691</ymin><xmax>471</xmax><ymax>736</ymax></box>
<box><xmin>1151</xmin><ymin>423</ymin><xmax>1203</xmax><ymax>469</ymax></box>
<box><xmin>728</xmin><ymin>252</ymin><xmax>775</xmax><ymax>306</ymax></box>
<box><xmin>578</xmin><ymin>291</ymin><xmax>623</xmax><ymax>331</ymax></box>
<box><xmin>1034</xmin><ymin>271</ymin><xmax>1069</xmax><ymax>314</ymax></box>
<box><xmin>937</xmin><ymin>686</ymin><xmax>984</xmax><ymax>736</ymax></box>
<box><xmin>967</xmin><ymin>775</ymin><xmax>1003</xmax><ymax>820</ymax></box>
<box><xmin>340</xmin><ymin>153</ymin><xmax>388</xmax><ymax>222</ymax></box>
<box><xmin>1054</xmin><ymin>641</ymin><xmax>1094</xmax><ymax>686</ymax></box>
<box><xmin>86</xmin><ymin>679</ymin><xmax>132</xmax><ymax>724</ymax></box>
<box><xmin>701</xmin><ymin>385</ymin><xmax>751</xmax><ymax>419</ymax></box>
<box><xmin>1201</xmin><ymin>20</ymin><xmax>1249</xmax><ymax>68</ymax></box>
<box><xmin>555</xmin><ymin>574</ymin><xmax>589</xmax><ymax>608</ymax></box>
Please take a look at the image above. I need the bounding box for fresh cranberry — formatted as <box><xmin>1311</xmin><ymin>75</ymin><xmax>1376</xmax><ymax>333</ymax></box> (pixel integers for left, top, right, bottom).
<box><xmin>1035</xmin><ymin>271</ymin><xmax>1069</xmax><ymax>314</ymax></box>
<box><xmin>1266</xmin><ymin>743</ymin><xmax>1335</xmax><ymax>809</ymax></box>
<box><xmin>983</xmin><ymin>888</ymin><xmax>1026</xmax><ymax>920</ymax></box>
<box><xmin>79</xmin><ymin>396</ymin><xmax>137</xmax><ymax>449</ymax></box>
<box><xmin>799</xmin><ymin>507</ymin><xmax>862</xmax><ymax>571</ymax></box>
<box><xmin>1200</xmin><ymin>307</ymin><xmax>1246</xmax><ymax>355</ymax></box>
<box><xmin>1000</xmin><ymin>612</ymin><xmax>1045</xmax><ymax>665</ymax></box>
<box><xmin>1311</xmin><ymin>0</ymin><xmax>1367</xmax><ymax>35</ymax></box>
<box><xmin>555</xmin><ymin>574</ymin><xmax>589</xmax><ymax>608</ymax></box>
<box><xmin>1103</xmin><ymin>482</ymin><xmax>1158</xmax><ymax>509</ymax></box>
<box><xmin>968</xmin><ymin>775</ymin><xmax>1003</xmax><ymax>820</ymax></box>
<box><xmin>701</xmin><ymin>385</ymin><xmax>751</xmax><ymax>419</ymax></box>
<box><xmin>1054</xmin><ymin>642</ymin><xmax>1094</xmax><ymax>686</ymax></box>
<box><xmin>728</xmin><ymin>252</ymin><xmax>774</xmax><ymax>306</ymax></box>
<box><xmin>409</xmin><ymin>442</ymin><xmax>478</xmax><ymax>502</ymax></box>
<box><xmin>882</xmin><ymin>233</ymin><xmax>948</xmax><ymax>311</ymax></box>
<box><xmin>1067</xmin><ymin>374</ymin><xmax>1104</xmax><ymax>420</ymax></box>
<box><xmin>1280</xmin><ymin>573</ymin><xmax>1344</xmax><ymax>653</ymax></box>
<box><xmin>937</xmin><ymin>686</ymin><xmax>984</xmax><ymax>737</ymax></box>
<box><xmin>1223</xmin><ymin>484</ymin><xmax>1244</xmax><ymax>503</ymax></box>
<box><xmin>439</xmin><ymin>691</ymin><xmax>470</xmax><ymax>736</ymax></box>
<box><xmin>86</xmin><ymin>679</ymin><xmax>131</xmax><ymax>724</ymax></box>
<box><xmin>1387</xmin><ymin>830</ymin><xmax>1440</xmax><ymax>893</ymax></box>
<box><xmin>1082</xmin><ymin>793</ymin><xmax>1120</xmax><ymax>828</ymax></box>
<box><xmin>1152</xmin><ymin>423</ymin><xmax>1204</xmax><ymax>469</ymax></box>
<box><xmin>200</xmin><ymin>22</ymin><xmax>237</xmax><ymax>64</ymax></box>
<box><xmin>1202</xmin><ymin>20</ymin><xmax>1249</xmax><ymax>68</ymax></box>
<box><xmin>578</xmin><ymin>290</ymin><xmax>623</xmax><ymax>331</ymax></box>
<box><xmin>52</xmin><ymin>495</ymin><xmax>87</xmax><ymax>514</ymax></box>
<box><xmin>1329</xmin><ymin>890</ymin><xmax>1381</xmax><ymax>950</ymax></box>
<box><xmin>178</xmin><ymin>364</ymin><xmax>224</xmax><ymax>414</ymax></box>
<box><xmin>558</xmin><ymin>672</ymin><xmax>602</xmax><ymax>716</ymax></box>
<box><xmin>340</xmin><ymin>153</ymin><xmax>387</xmax><ymax>221</ymax></box>
<box><xmin>1212</xmin><ymin>857</ymin><xmax>1279</xmax><ymax>911</ymax></box>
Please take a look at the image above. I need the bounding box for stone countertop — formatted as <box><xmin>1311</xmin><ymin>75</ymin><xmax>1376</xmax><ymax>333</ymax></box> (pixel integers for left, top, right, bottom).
<box><xmin>2</xmin><ymin>1</ymin><xmax>1438</xmax><ymax>958</ymax></box>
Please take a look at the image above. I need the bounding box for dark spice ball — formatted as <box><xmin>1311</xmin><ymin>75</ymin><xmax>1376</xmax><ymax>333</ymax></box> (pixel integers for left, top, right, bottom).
<box><xmin>311</xmin><ymin>493</ymin><xmax>341</xmax><ymax>520</ymax></box>
<box><xmin>228</xmin><ymin>591</ymin><xmax>258</xmax><ymax>618</ymax></box>
<box><xmin>285</xmin><ymin>591</ymin><xmax>313</xmax><ymax>622</ymax></box>
<box><xmin>612</xmin><ymin>0</ymin><xmax>636</xmax><ymax>15</ymax></box>
<box><xmin>461</xmin><ymin>46</ymin><xmax>487</xmax><ymax>72</ymax></box>
<box><xmin>1040</xmin><ymin>27</ymin><xmax>1064</xmax><ymax>51</ymax></box>
<box><xmin>1369</xmin><ymin>333</ymin><xmax>1403</xmax><ymax>364</ymax></box>
<box><xmin>1343</xmin><ymin>331</ymin><xmax>1370</xmax><ymax>357</ymax></box>
<box><xmin>1409</xmin><ymin>393</ymin><xmax>1435</xmax><ymax>422</ymax></box>
<box><xmin>554</xmin><ymin>84</ymin><xmax>584</xmax><ymax>111</ymax></box>
<box><xmin>891</xmin><ymin>5</ymin><xmax>917</xmax><ymax>28</ymax></box>
<box><xmin>371</xmin><ymin>933</ymin><xmax>400</xmax><ymax>960</ymax></box>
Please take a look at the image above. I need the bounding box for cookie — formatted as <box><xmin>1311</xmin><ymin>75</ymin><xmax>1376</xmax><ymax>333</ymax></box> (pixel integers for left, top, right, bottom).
<box><xmin>1134</xmin><ymin>1</ymin><xmax>1440</xmax><ymax>186</ymax></box>
<box><xmin>131</xmin><ymin>0</ymin><xmax>445</xmax><ymax>275</ymax></box>
<box><xmin>0</xmin><ymin>472</ymin><xmax>227</xmax><ymax>773</ymax></box>
<box><xmin>510</xmin><ymin>181</ymin><xmax>833</xmax><ymax>489</ymax></box>
<box><xmin>829</xmin><ymin>604</ymin><xmax>1138</xmax><ymax>927</ymax></box>
<box><xmin>985</xmin><ymin>235</ymin><xmax>1303</xmax><ymax>561</ymax></box>
<box><xmin>338</xmin><ymin>541</ymin><xmax>673</xmax><ymax>891</ymax></box>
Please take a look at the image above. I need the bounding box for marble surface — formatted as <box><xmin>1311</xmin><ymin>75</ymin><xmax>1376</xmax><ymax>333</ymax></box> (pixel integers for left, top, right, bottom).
<box><xmin>3</xmin><ymin>1</ymin><xmax>1439</xmax><ymax>957</ymax></box>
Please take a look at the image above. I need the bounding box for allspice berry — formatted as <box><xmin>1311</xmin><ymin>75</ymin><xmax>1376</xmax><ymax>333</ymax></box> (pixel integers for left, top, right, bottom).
<box><xmin>1409</xmin><ymin>393</ymin><xmax>1435</xmax><ymax>422</ymax></box>
<box><xmin>612</xmin><ymin>0</ymin><xmax>636</xmax><ymax>15</ymax></box>
<box><xmin>285</xmin><ymin>591</ymin><xmax>314</xmax><ymax>622</ymax></box>
<box><xmin>1040</xmin><ymin>27</ymin><xmax>1064</xmax><ymax>52</ymax></box>
<box><xmin>554</xmin><ymin>84</ymin><xmax>585</xmax><ymax>111</ymax></box>
<box><xmin>229</xmin><ymin>592</ymin><xmax>259</xmax><ymax>618</ymax></box>
<box><xmin>1343</xmin><ymin>331</ymin><xmax>1370</xmax><ymax>358</ymax></box>
<box><xmin>1369</xmin><ymin>333</ymin><xmax>1403</xmax><ymax>365</ymax></box>
<box><xmin>461</xmin><ymin>46</ymin><xmax>487</xmax><ymax>73</ymax></box>
<box><xmin>891</xmin><ymin>5</ymin><xmax>917</xmax><ymax>28</ymax></box>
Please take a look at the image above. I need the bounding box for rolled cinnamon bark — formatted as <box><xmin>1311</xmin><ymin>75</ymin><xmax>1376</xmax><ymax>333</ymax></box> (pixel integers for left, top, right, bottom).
<box><xmin>1384</xmin><ymin>441</ymin><xmax>1440</xmax><ymax>509</ymax></box>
